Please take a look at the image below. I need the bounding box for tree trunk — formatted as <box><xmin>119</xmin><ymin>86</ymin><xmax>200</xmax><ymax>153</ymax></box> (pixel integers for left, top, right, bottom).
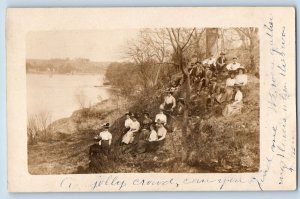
<box><xmin>249</xmin><ymin>37</ymin><xmax>255</xmax><ymax>72</ymax></box>
<box><xmin>154</xmin><ymin>64</ymin><xmax>162</xmax><ymax>86</ymax></box>
<box><xmin>206</xmin><ymin>28</ymin><xmax>219</xmax><ymax>57</ymax></box>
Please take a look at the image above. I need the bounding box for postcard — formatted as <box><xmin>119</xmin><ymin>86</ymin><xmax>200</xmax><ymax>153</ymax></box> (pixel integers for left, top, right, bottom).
<box><xmin>6</xmin><ymin>7</ymin><xmax>296</xmax><ymax>192</ymax></box>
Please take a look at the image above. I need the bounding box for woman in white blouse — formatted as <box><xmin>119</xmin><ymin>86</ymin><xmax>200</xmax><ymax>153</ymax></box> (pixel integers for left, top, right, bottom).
<box><xmin>122</xmin><ymin>116</ymin><xmax>140</xmax><ymax>144</ymax></box>
<box><xmin>235</xmin><ymin>67</ymin><xmax>248</xmax><ymax>86</ymax></box>
<box><xmin>222</xmin><ymin>86</ymin><xmax>243</xmax><ymax>117</ymax></box>
<box><xmin>148</xmin><ymin>124</ymin><xmax>158</xmax><ymax>142</ymax></box>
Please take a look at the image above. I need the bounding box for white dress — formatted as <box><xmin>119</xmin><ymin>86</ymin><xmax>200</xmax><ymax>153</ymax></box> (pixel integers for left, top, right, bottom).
<box><xmin>235</xmin><ymin>74</ymin><xmax>248</xmax><ymax>86</ymax></box>
<box><xmin>122</xmin><ymin>121</ymin><xmax>140</xmax><ymax>144</ymax></box>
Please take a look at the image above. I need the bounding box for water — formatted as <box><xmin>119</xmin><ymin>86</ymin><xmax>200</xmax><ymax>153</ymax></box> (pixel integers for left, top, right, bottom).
<box><xmin>27</xmin><ymin>74</ymin><xmax>110</xmax><ymax>121</ymax></box>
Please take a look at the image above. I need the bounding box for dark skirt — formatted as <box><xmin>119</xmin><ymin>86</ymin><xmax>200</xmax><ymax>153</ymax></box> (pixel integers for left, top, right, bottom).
<box><xmin>164</xmin><ymin>102</ymin><xmax>174</xmax><ymax>111</ymax></box>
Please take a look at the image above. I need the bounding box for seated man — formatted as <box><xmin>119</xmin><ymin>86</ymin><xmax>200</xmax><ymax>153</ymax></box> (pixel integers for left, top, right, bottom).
<box><xmin>216</xmin><ymin>52</ymin><xmax>227</xmax><ymax>73</ymax></box>
<box><xmin>202</xmin><ymin>53</ymin><xmax>217</xmax><ymax>72</ymax></box>
<box><xmin>234</xmin><ymin>67</ymin><xmax>248</xmax><ymax>86</ymax></box>
<box><xmin>207</xmin><ymin>77</ymin><xmax>221</xmax><ymax>107</ymax></box>
<box><xmin>226</xmin><ymin>56</ymin><xmax>241</xmax><ymax>71</ymax></box>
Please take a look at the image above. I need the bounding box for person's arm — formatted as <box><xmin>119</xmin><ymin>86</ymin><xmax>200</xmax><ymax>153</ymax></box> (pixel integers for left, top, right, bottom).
<box><xmin>232</xmin><ymin>92</ymin><xmax>243</xmax><ymax>105</ymax></box>
<box><xmin>157</xmin><ymin>129</ymin><xmax>166</xmax><ymax>141</ymax></box>
<box><xmin>243</xmin><ymin>75</ymin><xmax>248</xmax><ymax>85</ymax></box>
<box><xmin>212</xmin><ymin>58</ymin><xmax>216</xmax><ymax>66</ymax></box>
<box><xmin>108</xmin><ymin>134</ymin><xmax>112</xmax><ymax>145</ymax></box>
<box><xmin>216</xmin><ymin>58</ymin><xmax>221</xmax><ymax>65</ymax></box>
<box><xmin>172</xmin><ymin>96</ymin><xmax>176</xmax><ymax>109</ymax></box>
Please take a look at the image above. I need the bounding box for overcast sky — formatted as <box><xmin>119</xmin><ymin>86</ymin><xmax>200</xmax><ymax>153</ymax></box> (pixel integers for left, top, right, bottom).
<box><xmin>26</xmin><ymin>29</ymin><xmax>139</xmax><ymax>62</ymax></box>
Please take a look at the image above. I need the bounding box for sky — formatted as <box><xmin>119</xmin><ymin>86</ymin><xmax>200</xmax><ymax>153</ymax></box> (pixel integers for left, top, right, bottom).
<box><xmin>26</xmin><ymin>29</ymin><xmax>139</xmax><ymax>62</ymax></box>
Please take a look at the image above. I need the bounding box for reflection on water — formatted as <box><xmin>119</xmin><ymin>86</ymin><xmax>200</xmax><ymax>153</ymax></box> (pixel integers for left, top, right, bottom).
<box><xmin>27</xmin><ymin>74</ymin><xmax>110</xmax><ymax>121</ymax></box>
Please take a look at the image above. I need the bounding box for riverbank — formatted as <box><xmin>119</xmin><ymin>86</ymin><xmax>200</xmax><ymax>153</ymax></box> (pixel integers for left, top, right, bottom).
<box><xmin>28</xmin><ymin>75</ymin><xmax>259</xmax><ymax>174</ymax></box>
<box><xmin>28</xmin><ymin>95</ymin><xmax>128</xmax><ymax>174</ymax></box>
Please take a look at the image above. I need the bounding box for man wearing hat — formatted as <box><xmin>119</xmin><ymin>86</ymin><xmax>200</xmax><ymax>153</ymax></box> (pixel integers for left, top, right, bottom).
<box><xmin>98</xmin><ymin>123</ymin><xmax>112</xmax><ymax>155</ymax></box>
<box><xmin>216</xmin><ymin>52</ymin><xmax>227</xmax><ymax>74</ymax></box>
<box><xmin>226</xmin><ymin>56</ymin><xmax>241</xmax><ymax>71</ymax></box>
<box><xmin>207</xmin><ymin>77</ymin><xmax>221</xmax><ymax>108</ymax></box>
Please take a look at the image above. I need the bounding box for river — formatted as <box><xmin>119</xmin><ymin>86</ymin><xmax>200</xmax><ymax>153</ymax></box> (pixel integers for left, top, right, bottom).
<box><xmin>26</xmin><ymin>73</ymin><xmax>110</xmax><ymax>121</ymax></box>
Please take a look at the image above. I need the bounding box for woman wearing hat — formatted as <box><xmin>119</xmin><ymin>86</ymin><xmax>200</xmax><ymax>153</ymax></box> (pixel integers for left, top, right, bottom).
<box><xmin>98</xmin><ymin>123</ymin><xmax>112</xmax><ymax>155</ymax></box>
<box><xmin>142</xmin><ymin>112</ymin><xmax>153</xmax><ymax>130</ymax></box>
<box><xmin>234</xmin><ymin>67</ymin><xmax>248</xmax><ymax>86</ymax></box>
<box><xmin>121</xmin><ymin>116</ymin><xmax>140</xmax><ymax>145</ymax></box>
<box><xmin>160</xmin><ymin>89</ymin><xmax>176</xmax><ymax>112</ymax></box>
<box><xmin>123</xmin><ymin>112</ymin><xmax>133</xmax><ymax>134</ymax></box>
<box><xmin>222</xmin><ymin>85</ymin><xmax>243</xmax><ymax>117</ymax></box>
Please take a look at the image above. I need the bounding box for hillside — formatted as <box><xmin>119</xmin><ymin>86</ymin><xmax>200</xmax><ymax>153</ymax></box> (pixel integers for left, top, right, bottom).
<box><xmin>28</xmin><ymin>74</ymin><xmax>259</xmax><ymax>174</ymax></box>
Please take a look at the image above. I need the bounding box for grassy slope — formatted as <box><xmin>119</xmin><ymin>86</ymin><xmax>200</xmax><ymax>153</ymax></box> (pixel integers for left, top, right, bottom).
<box><xmin>28</xmin><ymin>75</ymin><xmax>259</xmax><ymax>174</ymax></box>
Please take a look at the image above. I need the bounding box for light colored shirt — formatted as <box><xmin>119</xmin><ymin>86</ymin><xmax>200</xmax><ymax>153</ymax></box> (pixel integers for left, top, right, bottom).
<box><xmin>99</xmin><ymin>130</ymin><xmax>112</xmax><ymax>145</ymax></box>
<box><xmin>233</xmin><ymin>90</ymin><xmax>243</xmax><ymax>105</ymax></box>
<box><xmin>124</xmin><ymin>118</ymin><xmax>133</xmax><ymax>128</ymax></box>
<box><xmin>202</xmin><ymin>57</ymin><xmax>216</xmax><ymax>66</ymax></box>
<box><xmin>157</xmin><ymin>126</ymin><xmax>167</xmax><ymax>141</ymax></box>
<box><xmin>155</xmin><ymin>113</ymin><xmax>167</xmax><ymax>125</ymax></box>
<box><xmin>148</xmin><ymin>130</ymin><xmax>158</xmax><ymax>142</ymax></box>
<box><xmin>235</xmin><ymin>74</ymin><xmax>248</xmax><ymax>86</ymax></box>
<box><xmin>129</xmin><ymin>121</ymin><xmax>140</xmax><ymax>132</ymax></box>
<box><xmin>163</xmin><ymin>95</ymin><xmax>176</xmax><ymax>108</ymax></box>
<box><xmin>226</xmin><ymin>78</ymin><xmax>236</xmax><ymax>87</ymax></box>
<box><xmin>226</xmin><ymin>62</ymin><xmax>241</xmax><ymax>71</ymax></box>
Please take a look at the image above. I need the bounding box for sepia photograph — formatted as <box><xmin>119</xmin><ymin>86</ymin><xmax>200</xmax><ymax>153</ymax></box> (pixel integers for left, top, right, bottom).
<box><xmin>7</xmin><ymin>7</ymin><xmax>296</xmax><ymax>192</ymax></box>
<box><xmin>26</xmin><ymin>27</ymin><xmax>260</xmax><ymax>174</ymax></box>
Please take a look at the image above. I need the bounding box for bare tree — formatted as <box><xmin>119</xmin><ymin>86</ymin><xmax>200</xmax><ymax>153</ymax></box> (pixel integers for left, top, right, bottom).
<box><xmin>166</xmin><ymin>28</ymin><xmax>196</xmax><ymax>161</ymax></box>
<box><xmin>234</xmin><ymin>27</ymin><xmax>259</xmax><ymax>71</ymax></box>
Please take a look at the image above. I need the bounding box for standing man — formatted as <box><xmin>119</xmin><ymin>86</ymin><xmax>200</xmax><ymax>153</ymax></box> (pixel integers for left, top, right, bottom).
<box><xmin>216</xmin><ymin>52</ymin><xmax>227</xmax><ymax>74</ymax></box>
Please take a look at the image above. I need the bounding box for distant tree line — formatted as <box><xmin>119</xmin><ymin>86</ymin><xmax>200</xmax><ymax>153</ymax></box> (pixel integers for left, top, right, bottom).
<box><xmin>26</xmin><ymin>58</ymin><xmax>109</xmax><ymax>74</ymax></box>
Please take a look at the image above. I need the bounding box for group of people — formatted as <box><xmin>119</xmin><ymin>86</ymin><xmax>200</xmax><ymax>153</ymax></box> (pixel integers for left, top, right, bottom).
<box><xmin>186</xmin><ymin>52</ymin><xmax>248</xmax><ymax>117</ymax></box>
<box><xmin>92</xmin><ymin>52</ymin><xmax>249</xmax><ymax>156</ymax></box>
